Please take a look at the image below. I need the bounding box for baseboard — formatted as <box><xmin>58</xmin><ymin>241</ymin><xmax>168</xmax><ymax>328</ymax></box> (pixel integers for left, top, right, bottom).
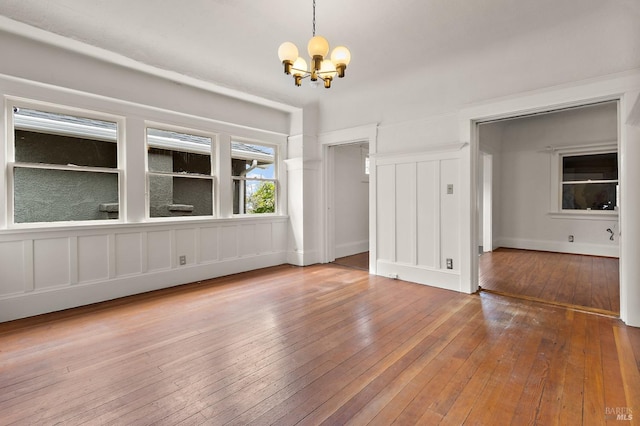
<box><xmin>376</xmin><ymin>260</ymin><xmax>461</xmax><ymax>292</ymax></box>
<box><xmin>335</xmin><ymin>240</ymin><xmax>369</xmax><ymax>259</ymax></box>
<box><xmin>286</xmin><ymin>249</ymin><xmax>321</xmax><ymax>266</ymax></box>
<box><xmin>0</xmin><ymin>252</ymin><xmax>287</xmax><ymax>322</ymax></box>
<box><xmin>496</xmin><ymin>238</ymin><xmax>619</xmax><ymax>258</ymax></box>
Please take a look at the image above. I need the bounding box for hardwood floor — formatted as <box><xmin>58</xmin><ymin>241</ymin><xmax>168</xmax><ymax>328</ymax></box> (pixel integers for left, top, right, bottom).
<box><xmin>479</xmin><ymin>248</ymin><xmax>620</xmax><ymax>315</ymax></box>
<box><xmin>1</xmin><ymin>264</ymin><xmax>638</xmax><ymax>425</ymax></box>
<box><xmin>333</xmin><ymin>252</ymin><xmax>369</xmax><ymax>271</ymax></box>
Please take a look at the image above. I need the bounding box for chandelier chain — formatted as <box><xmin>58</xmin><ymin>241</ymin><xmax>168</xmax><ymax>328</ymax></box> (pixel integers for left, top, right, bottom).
<box><xmin>312</xmin><ymin>0</ymin><xmax>316</xmax><ymax>36</ymax></box>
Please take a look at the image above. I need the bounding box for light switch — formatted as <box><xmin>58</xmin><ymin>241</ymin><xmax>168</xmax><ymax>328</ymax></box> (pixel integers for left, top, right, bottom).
<box><xmin>447</xmin><ymin>184</ymin><xmax>454</xmax><ymax>195</ymax></box>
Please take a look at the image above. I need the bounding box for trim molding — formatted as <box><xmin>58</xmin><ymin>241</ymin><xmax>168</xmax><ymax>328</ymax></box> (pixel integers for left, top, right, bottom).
<box><xmin>0</xmin><ymin>251</ymin><xmax>287</xmax><ymax>322</ymax></box>
<box><xmin>496</xmin><ymin>238</ymin><xmax>619</xmax><ymax>258</ymax></box>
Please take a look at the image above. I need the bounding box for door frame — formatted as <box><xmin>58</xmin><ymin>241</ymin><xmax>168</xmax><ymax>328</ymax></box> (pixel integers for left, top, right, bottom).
<box><xmin>460</xmin><ymin>72</ymin><xmax>640</xmax><ymax>325</ymax></box>
<box><xmin>318</xmin><ymin>124</ymin><xmax>378</xmax><ymax>272</ymax></box>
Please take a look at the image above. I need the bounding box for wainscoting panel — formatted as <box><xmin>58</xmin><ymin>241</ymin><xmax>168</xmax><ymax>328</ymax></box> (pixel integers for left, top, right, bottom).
<box><xmin>78</xmin><ymin>235</ymin><xmax>110</xmax><ymax>283</ymax></box>
<box><xmin>374</xmin><ymin>146</ymin><xmax>464</xmax><ymax>289</ymax></box>
<box><xmin>416</xmin><ymin>161</ymin><xmax>438</xmax><ymax>269</ymax></box>
<box><xmin>147</xmin><ymin>230</ymin><xmax>172</xmax><ymax>272</ymax></box>
<box><xmin>272</xmin><ymin>221</ymin><xmax>288</xmax><ymax>253</ymax></box>
<box><xmin>440</xmin><ymin>158</ymin><xmax>460</xmax><ymax>271</ymax></box>
<box><xmin>395</xmin><ymin>163</ymin><xmax>416</xmax><ymax>265</ymax></box>
<box><xmin>34</xmin><ymin>238</ymin><xmax>70</xmax><ymax>289</ymax></box>
<box><xmin>115</xmin><ymin>232</ymin><xmax>143</xmax><ymax>277</ymax></box>
<box><xmin>175</xmin><ymin>228</ymin><xmax>196</xmax><ymax>266</ymax></box>
<box><xmin>221</xmin><ymin>226</ymin><xmax>239</xmax><ymax>260</ymax></box>
<box><xmin>0</xmin><ymin>217</ymin><xmax>289</xmax><ymax>322</ymax></box>
<box><xmin>240</xmin><ymin>223</ymin><xmax>257</xmax><ymax>257</ymax></box>
<box><xmin>0</xmin><ymin>240</ymin><xmax>26</xmax><ymax>295</ymax></box>
<box><xmin>376</xmin><ymin>164</ymin><xmax>396</xmax><ymax>263</ymax></box>
<box><xmin>255</xmin><ymin>223</ymin><xmax>272</xmax><ymax>255</ymax></box>
<box><xmin>199</xmin><ymin>227</ymin><xmax>219</xmax><ymax>263</ymax></box>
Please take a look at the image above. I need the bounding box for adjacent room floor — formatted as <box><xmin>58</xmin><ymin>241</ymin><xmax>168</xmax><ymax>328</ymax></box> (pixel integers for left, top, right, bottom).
<box><xmin>0</xmin><ymin>263</ymin><xmax>638</xmax><ymax>424</ymax></box>
<box><xmin>332</xmin><ymin>252</ymin><xmax>369</xmax><ymax>271</ymax></box>
<box><xmin>479</xmin><ymin>248</ymin><xmax>620</xmax><ymax>315</ymax></box>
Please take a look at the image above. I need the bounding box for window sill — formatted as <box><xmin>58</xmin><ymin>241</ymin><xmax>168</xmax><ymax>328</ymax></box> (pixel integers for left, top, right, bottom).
<box><xmin>0</xmin><ymin>215</ymin><xmax>289</xmax><ymax>237</ymax></box>
<box><xmin>548</xmin><ymin>211</ymin><xmax>618</xmax><ymax>221</ymax></box>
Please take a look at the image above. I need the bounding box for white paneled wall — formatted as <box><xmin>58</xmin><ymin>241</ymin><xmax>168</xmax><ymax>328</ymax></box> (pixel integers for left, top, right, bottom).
<box><xmin>0</xmin><ymin>218</ymin><xmax>288</xmax><ymax>321</ymax></box>
<box><xmin>375</xmin><ymin>145</ymin><xmax>465</xmax><ymax>291</ymax></box>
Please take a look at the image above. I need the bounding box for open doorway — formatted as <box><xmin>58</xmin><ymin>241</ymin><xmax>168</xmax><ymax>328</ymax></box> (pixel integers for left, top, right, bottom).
<box><xmin>476</xmin><ymin>101</ymin><xmax>620</xmax><ymax>315</ymax></box>
<box><xmin>328</xmin><ymin>142</ymin><xmax>370</xmax><ymax>271</ymax></box>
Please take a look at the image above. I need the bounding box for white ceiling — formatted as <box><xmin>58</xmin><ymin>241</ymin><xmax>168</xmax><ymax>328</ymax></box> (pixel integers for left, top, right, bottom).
<box><xmin>0</xmin><ymin>0</ymin><xmax>633</xmax><ymax>108</ymax></box>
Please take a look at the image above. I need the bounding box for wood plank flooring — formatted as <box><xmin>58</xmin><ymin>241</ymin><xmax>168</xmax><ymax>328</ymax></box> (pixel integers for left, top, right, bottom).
<box><xmin>1</xmin><ymin>263</ymin><xmax>638</xmax><ymax>425</ymax></box>
<box><xmin>333</xmin><ymin>252</ymin><xmax>369</xmax><ymax>271</ymax></box>
<box><xmin>479</xmin><ymin>248</ymin><xmax>620</xmax><ymax>315</ymax></box>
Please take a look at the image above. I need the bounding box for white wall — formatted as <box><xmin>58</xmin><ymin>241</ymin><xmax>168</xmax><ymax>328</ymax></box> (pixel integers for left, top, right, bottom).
<box><xmin>333</xmin><ymin>144</ymin><xmax>369</xmax><ymax>258</ymax></box>
<box><xmin>375</xmin><ymin>145</ymin><xmax>464</xmax><ymax>291</ymax></box>
<box><xmin>0</xmin><ymin>31</ymin><xmax>291</xmax><ymax>322</ymax></box>
<box><xmin>305</xmin><ymin>3</ymin><xmax>640</xmax><ymax>324</ymax></box>
<box><xmin>478</xmin><ymin>123</ymin><xmax>504</xmax><ymax>250</ymax></box>
<box><xmin>480</xmin><ymin>102</ymin><xmax>619</xmax><ymax>257</ymax></box>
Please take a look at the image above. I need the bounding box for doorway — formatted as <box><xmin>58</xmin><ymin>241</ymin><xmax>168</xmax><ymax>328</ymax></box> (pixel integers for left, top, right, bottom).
<box><xmin>328</xmin><ymin>143</ymin><xmax>370</xmax><ymax>270</ymax></box>
<box><xmin>476</xmin><ymin>101</ymin><xmax>620</xmax><ymax>315</ymax></box>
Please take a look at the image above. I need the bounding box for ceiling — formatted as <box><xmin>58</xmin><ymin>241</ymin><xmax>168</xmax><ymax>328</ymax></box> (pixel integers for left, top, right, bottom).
<box><xmin>0</xmin><ymin>0</ymin><xmax>631</xmax><ymax>109</ymax></box>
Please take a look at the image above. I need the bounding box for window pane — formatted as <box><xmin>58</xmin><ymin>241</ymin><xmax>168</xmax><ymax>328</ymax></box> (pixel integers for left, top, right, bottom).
<box><xmin>562</xmin><ymin>182</ymin><xmax>617</xmax><ymax>210</ymax></box>
<box><xmin>147</xmin><ymin>128</ymin><xmax>212</xmax><ymax>175</ymax></box>
<box><xmin>149</xmin><ymin>175</ymin><xmax>212</xmax><ymax>217</ymax></box>
<box><xmin>234</xmin><ymin>179</ymin><xmax>275</xmax><ymax>214</ymax></box>
<box><xmin>14</xmin><ymin>168</ymin><xmax>119</xmax><ymax>223</ymax></box>
<box><xmin>231</xmin><ymin>142</ymin><xmax>275</xmax><ymax>179</ymax></box>
<box><xmin>562</xmin><ymin>153</ymin><xmax>617</xmax><ymax>181</ymax></box>
<box><xmin>148</xmin><ymin>148</ymin><xmax>211</xmax><ymax>175</ymax></box>
<box><xmin>14</xmin><ymin>108</ymin><xmax>117</xmax><ymax>168</ymax></box>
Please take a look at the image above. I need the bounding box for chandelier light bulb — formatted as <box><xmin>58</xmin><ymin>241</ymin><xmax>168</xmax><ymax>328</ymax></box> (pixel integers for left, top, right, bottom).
<box><xmin>330</xmin><ymin>46</ymin><xmax>351</xmax><ymax>66</ymax></box>
<box><xmin>278</xmin><ymin>42</ymin><xmax>299</xmax><ymax>74</ymax></box>
<box><xmin>330</xmin><ymin>45</ymin><xmax>351</xmax><ymax>78</ymax></box>
<box><xmin>319</xmin><ymin>60</ymin><xmax>337</xmax><ymax>88</ymax></box>
<box><xmin>292</xmin><ymin>57</ymin><xmax>308</xmax><ymax>86</ymax></box>
<box><xmin>278</xmin><ymin>42</ymin><xmax>299</xmax><ymax>62</ymax></box>
<box><xmin>307</xmin><ymin>35</ymin><xmax>329</xmax><ymax>59</ymax></box>
<box><xmin>319</xmin><ymin>60</ymin><xmax>337</xmax><ymax>78</ymax></box>
<box><xmin>292</xmin><ymin>57</ymin><xmax>308</xmax><ymax>75</ymax></box>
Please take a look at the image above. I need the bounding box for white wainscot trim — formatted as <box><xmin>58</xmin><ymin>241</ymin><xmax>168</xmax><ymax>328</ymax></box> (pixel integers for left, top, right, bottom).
<box><xmin>376</xmin><ymin>260</ymin><xmax>462</xmax><ymax>293</ymax></box>
<box><xmin>0</xmin><ymin>216</ymin><xmax>289</xmax><ymax>322</ymax></box>
<box><xmin>287</xmin><ymin>249</ymin><xmax>321</xmax><ymax>267</ymax></box>
<box><xmin>335</xmin><ymin>240</ymin><xmax>369</xmax><ymax>259</ymax></box>
<box><xmin>0</xmin><ymin>252</ymin><xmax>286</xmax><ymax>322</ymax></box>
<box><xmin>496</xmin><ymin>237</ymin><xmax>619</xmax><ymax>258</ymax></box>
<box><xmin>374</xmin><ymin>142</ymin><xmax>468</xmax><ymax>165</ymax></box>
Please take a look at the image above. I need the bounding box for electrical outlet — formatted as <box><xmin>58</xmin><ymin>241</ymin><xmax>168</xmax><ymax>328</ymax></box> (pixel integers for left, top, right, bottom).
<box><xmin>446</xmin><ymin>258</ymin><xmax>453</xmax><ymax>269</ymax></box>
<box><xmin>179</xmin><ymin>255</ymin><xmax>187</xmax><ymax>265</ymax></box>
<box><xmin>447</xmin><ymin>184</ymin><xmax>454</xmax><ymax>195</ymax></box>
<box><xmin>388</xmin><ymin>273</ymin><xmax>398</xmax><ymax>279</ymax></box>
<box><xmin>568</xmin><ymin>235</ymin><xmax>574</xmax><ymax>242</ymax></box>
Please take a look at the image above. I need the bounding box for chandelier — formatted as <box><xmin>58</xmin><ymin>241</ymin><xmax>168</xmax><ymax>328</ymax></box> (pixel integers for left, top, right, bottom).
<box><xmin>277</xmin><ymin>0</ymin><xmax>351</xmax><ymax>89</ymax></box>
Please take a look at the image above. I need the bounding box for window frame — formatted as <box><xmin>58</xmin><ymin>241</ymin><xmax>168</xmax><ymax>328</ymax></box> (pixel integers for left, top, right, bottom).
<box><xmin>7</xmin><ymin>98</ymin><xmax>125</xmax><ymax>227</ymax></box>
<box><xmin>231</xmin><ymin>138</ymin><xmax>280</xmax><ymax>216</ymax></box>
<box><xmin>548</xmin><ymin>142</ymin><xmax>618</xmax><ymax>219</ymax></box>
<box><xmin>145</xmin><ymin>123</ymin><xmax>218</xmax><ymax>220</ymax></box>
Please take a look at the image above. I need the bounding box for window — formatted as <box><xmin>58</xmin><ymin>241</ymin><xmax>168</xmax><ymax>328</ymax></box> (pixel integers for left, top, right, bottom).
<box><xmin>147</xmin><ymin>128</ymin><xmax>215</xmax><ymax>218</ymax></box>
<box><xmin>362</xmin><ymin>145</ymin><xmax>370</xmax><ymax>182</ymax></box>
<box><xmin>561</xmin><ymin>152</ymin><xmax>617</xmax><ymax>211</ymax></box>
<box><xmin>231</xmin><ymin>142</ymin><xmax>277</xmax><ymax>214</ymax></box>
<box><xmin>11</xmin><ymin>106</ymin><xmax>120</xmax><ymax>224</ymax></box>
